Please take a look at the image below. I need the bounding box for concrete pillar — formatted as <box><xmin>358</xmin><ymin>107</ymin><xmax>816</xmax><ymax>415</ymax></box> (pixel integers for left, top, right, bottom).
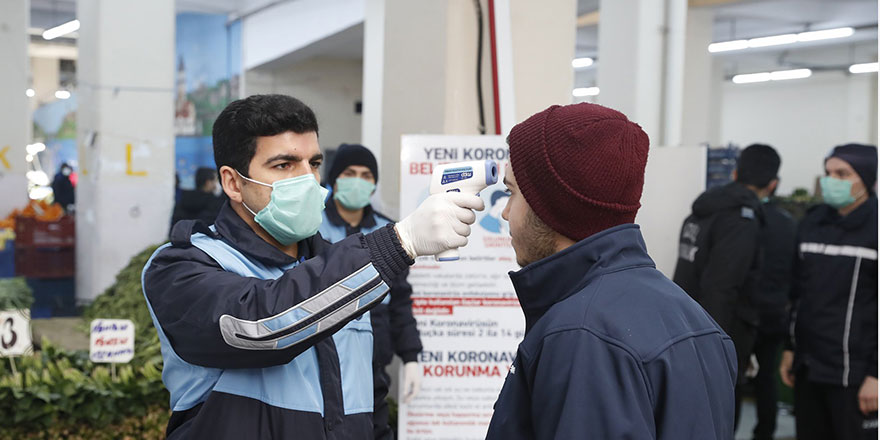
<box><xmin>598</xmin><ymin>1</ymin><xmax>718</xmax><ymax>147</ymax></box>
<box><xmin>362</xmin><ymin>0</ymin><xmax>575</xmax><ymax>216</ymax></box>
<box><xmin>597</xmin><ymin>0</ymin><xmax>667</xmax><ymax>144</ymax></box>
<box><xmin>0</xmin><ymin>0</ymin><xmax>30</xmax><ymax>218</ymax></box>
<box><xmin>75</xmin><ymin>0</ymin><xmax>175</xmax><ymax>303</ymax></box>
<box><xmin>679</xmin><ymin>8</ymin><xmax>719</xmax><ymax>147</ymax></box>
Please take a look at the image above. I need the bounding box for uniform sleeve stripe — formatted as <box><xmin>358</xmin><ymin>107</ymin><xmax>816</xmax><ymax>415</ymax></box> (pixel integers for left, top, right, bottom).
<box><xmin>800</xmin><ymin>243</ymin><xmax>878</xmax><ymax>261</ymax></box>
<box><xmin>218</xmin><ymin>264</ymin><xmax>387</xmax><ymax>351</ymax></box>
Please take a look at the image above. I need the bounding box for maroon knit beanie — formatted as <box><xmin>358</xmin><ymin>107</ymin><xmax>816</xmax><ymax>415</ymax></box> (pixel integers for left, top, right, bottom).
<box><xmin>507</xmin><ymin>102</ymin><xmax>650</xmax><ymax>242</ymax></box>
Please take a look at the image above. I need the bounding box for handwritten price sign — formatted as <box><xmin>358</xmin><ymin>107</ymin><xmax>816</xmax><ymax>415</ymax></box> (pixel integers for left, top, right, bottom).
<box><xmin>89</xmin><ymin>319</ymin><xmax>135</xmax><ymax>363</ymax></box>
<box><xmin>0</xmin><ymin>309</ymin><xmax>33</xmax><ymax>357</ymax></box>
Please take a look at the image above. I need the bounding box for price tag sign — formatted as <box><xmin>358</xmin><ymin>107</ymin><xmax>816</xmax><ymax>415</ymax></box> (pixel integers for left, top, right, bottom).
<box><xmin>89</xmin><ymin>319</ymin><xmax>135</xmax><ymax>363</ymax></box>
<box><xmin>0</xmin><ymin>309</ymin><xmax>34</xmax><ymax>357</ymax></box>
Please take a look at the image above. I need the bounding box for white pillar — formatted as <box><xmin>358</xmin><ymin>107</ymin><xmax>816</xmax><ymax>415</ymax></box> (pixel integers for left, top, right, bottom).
<box><xmin>597</xmin><ymin>0</ymin><xmax>667</xmax><ymax>144</ymax></box>
<box><xmin>679</xmin><ymin>8</ymin><xmax>718</xmax><ymax>147</ymax></box>
<box><xmin>75</xmin><ymin>0</ymin><xmax>175</xmax><ymax>303</ymax></box>
<box><xmin>0</xmin><ymin>0</ymin><xmax>30</xmax><ymax>218</ymax></box>
<box><xmin>362</xmin><ymin>0</ymin><xmax>575</xmax><ymax>216</ymax></box>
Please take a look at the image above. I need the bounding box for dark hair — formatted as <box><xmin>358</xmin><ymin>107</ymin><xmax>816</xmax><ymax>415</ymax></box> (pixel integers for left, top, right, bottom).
<box><xmin>736</xmin><ymin>144</ymin><xmax>781</xmax><ymax>188</ymax></box>
<box><xmin>195</xmin><ymin>167</ymin><xmax>217</xmax><ymax>190</ymax></box>
<box><xmin>212</xmin><ymin>94</ymin><xmax>319</xmax><ymax>177</ymax></box>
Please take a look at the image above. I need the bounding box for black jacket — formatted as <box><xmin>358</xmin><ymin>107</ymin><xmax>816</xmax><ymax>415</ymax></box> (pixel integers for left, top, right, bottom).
<box><xmin>755</xmin><ymin>202</ymin><xmax>797</xmax><ymax>335</ymax></box>
<box><xmin>170</xmin><ymin>190</ymin><xmax>225</xmax><ymax>232</ymax></box>
<box><xmin>143</xmin><ymin>202</ymin><xmax>413</xmax><ymax>439</ymax></box>
<box><xmin>487</xmin><ymin>225</ymin><xmax>737</xmax><ymax>439</ymax></box>
<box><xmin>673</xmin><ymin>182</ymin><xmax>764</xmax><ymax>332</ymax></box>
<box><xmin>788</xmin><ymin>198</ymin><xmax>878</xmax><ymax>387</ymax></box>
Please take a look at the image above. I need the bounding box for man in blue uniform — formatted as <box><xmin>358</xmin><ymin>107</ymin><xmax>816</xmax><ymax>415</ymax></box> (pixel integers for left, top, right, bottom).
<box><xmin>486</xmin><ymin>102</ymin><xmax>737</xmax><ymax>439</ymax></box>
<box><xmin>319</xmin><ymin>143</ymin><xmax>423</xmax><ymax>440</ymax></box>
<box><xmin>142</xmin><ymin>94</ymin><xmax>483</xmax><ymax>439</ymax></box>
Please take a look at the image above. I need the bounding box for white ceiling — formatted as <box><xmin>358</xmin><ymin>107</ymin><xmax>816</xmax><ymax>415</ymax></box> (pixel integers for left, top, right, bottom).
<box><xmin>574</xmin><ymin>0</ymin><xmax>878</xmax><ymax>86</ymax></box>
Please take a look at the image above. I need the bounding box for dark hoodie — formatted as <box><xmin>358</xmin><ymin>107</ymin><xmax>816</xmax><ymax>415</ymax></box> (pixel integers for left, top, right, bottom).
<box><xmin>673</xmin><ymin>182</ymin><xmax>764</xmax><ymax>380</ymax></box>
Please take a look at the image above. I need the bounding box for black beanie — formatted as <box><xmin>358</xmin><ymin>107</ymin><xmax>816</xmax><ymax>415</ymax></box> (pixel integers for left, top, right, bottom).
<box><xmin>326</xmin><ymin>144</ymin><xmax>379</xmax><ymax>189</ymax></box>
<box><xmin>826</xmin><ymin>143</ymin><xmax>878</xmax><ymax>191</ymax></box>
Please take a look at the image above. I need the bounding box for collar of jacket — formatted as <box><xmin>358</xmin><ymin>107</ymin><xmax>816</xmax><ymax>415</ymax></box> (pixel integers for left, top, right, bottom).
<box><xmin>324</xmin><ymin>198</ymin><xmax>377</xmax><ymax>229</ymax></box>
<box><xmin>508</xmin><ymin>224</ymin><xmax>656</xmax><ymax>333</ymax></box>
<box><xmin>212</xmin><ymin>201</ymin><xmax>319</xmax><ymax>267</ymax></box>
<box><xmin>817</xmin><ymin>195</ymin><xmax>878</xmax><ymax>230</ymax></box>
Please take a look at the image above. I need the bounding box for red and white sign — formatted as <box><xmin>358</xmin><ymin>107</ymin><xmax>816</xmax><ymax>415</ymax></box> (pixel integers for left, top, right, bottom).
<box><xmin>399</xmin><ymin>135</ymin><xmax>525</xmax><ymax>440</ymax></box>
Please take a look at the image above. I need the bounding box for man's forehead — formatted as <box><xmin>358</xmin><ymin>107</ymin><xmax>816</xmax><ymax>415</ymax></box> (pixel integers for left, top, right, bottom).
<box><xmin>345</xmin><ymin>165</ymin><xmax>372</xmax><ymax>173</ymax></box>
<box><xmin>826</xmin><ymin>157</ymin><xmax>854</xmax><ymax>172</ymax></box>
<box><xmin>255</xmin><ymin>131</ymin><xmax>320</xmax><ymax>156</ymax></box>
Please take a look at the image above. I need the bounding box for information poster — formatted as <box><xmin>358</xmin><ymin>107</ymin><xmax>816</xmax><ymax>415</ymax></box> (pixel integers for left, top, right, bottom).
<box><xmin>398</xmin><ymin>135</ymin><xmax>525</xmax><ymax>440</ymax></box>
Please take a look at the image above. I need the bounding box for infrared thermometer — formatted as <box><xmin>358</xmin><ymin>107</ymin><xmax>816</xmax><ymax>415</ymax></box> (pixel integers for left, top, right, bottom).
<box><xmin>429</xmin><ymin>160</ymin><xmax>499</xmax><ymax>261</ymax></box>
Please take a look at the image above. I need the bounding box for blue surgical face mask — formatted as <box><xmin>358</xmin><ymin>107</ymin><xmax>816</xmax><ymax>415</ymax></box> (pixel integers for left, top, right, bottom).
<box><xmin>760</xmin><ymin>197</ymin><xmax>770</xmax><ymax>204</ymax></box>
<box><xmin>333</xmin><ymin>177</ymin><xmax>376</xmax><ymax>210</ymax></box>
<box><xmin>237</xmin><ymin>171</ymin><xmax>329</xmax><ymax>245</ymax></box>
<box><xmin>820</xmin><ymin>176</ymin><xmax>862</xmax><ymax>209</ymax></box>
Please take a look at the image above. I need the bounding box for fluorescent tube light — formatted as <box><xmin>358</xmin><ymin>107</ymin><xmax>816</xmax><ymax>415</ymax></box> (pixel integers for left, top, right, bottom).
<box><xmin>572</xmin><ymin>57</ymin><xmax>594</xmax><ymax>68</ymax></box>
<box><xmin>849</xmin><ymin>62</ymin><xmax>879</xmax><ymax>74</ymax></box>
<box><xmin>710</xmin><ymin>27</ymin><xmax>856</xmax><ymax>53</ymax></box>
<box><xmin>42</xmin><ymin>19</ymin><xmax>80</xmax><ymax>40</ymax></box>
<box><xmin>768</xmin><ymin>68</ymin><xmax>812</xmax><ymax>81</ymax></box>
<box><xmin>572</xmin><ymin>87</ymin><xmax>600</xmax><ymax>97</ymax></box>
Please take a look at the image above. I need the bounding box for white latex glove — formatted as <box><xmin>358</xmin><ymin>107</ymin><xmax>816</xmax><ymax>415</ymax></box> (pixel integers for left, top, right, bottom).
<box><xmin>395</xmin><ymin>192</ymin><xmax>485</xmax><ymax>258</ymax></box>
<box><xmin>402</xmin><ymin>361</ymin><xmax>422</xmax><ymax>404</ymax></box>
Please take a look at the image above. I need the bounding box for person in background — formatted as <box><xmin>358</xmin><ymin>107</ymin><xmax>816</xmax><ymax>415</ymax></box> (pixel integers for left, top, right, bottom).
<box><xmin>487</xmin><ymin>102</ymin><xmax>736</xmax><ymax>439</ymax></box>
<box><xmin>318</xmin><ymin>143</ymin><xmax>422</xmax><ymax>440</ymax></box>
<box><xmin>747</xmin><ymin>180</ymin><xmax>797</xmax><ymax>440</ymax></box>
<box><xmin>673</xmin><ymin>144</ymin><xmax>782</xmax><ymax>425</ymax></box>
<box><xmin>170</xmin><ymin>167</ymin><xmax>225</xmax><ymax>231</ymax></box>
<box><xmin>780</xmin><ymin>143</ymin><xmax>878</xmax><ymax>440</ymax></box>
<box><xmin>51</xmin><ymin>162</ymin><xmax>75</xmax><ymax>214</ymax></box>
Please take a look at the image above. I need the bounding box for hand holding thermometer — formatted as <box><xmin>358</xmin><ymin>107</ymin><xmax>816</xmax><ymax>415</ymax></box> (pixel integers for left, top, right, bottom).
<box><xmin>429</xmin><ymin>160</ymin><xmax>499</xmax><ymax>261</ymax></box>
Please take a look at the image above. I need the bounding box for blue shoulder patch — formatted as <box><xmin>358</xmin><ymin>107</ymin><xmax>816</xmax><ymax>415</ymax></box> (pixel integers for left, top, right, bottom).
<box><xmin>741</xmin><ymin>207</ymin><xmax>755</xmax><ymax>220</ymax></box>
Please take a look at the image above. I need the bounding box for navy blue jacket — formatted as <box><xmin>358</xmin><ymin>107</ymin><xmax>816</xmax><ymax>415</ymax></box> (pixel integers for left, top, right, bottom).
<box><xmin>486</xmin><ymin>225</ymin><xmax>737</xmax><ymax>439</ymax></box>
<box><xmin>143</xmin><ymin>202</ymin><xmax>413</xmax><ymax>439</ymax></box>
<box><xmin>788</xmin><ymin>198</ymin><xmax>877</xmax><ymax>387</ymax></box>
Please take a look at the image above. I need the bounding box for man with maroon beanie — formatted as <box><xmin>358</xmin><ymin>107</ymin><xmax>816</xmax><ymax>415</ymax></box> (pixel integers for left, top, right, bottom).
<box><xmin>486</xmin><ymin>103</ymin><xmax>737</xmax><ymax>439</ymax></box>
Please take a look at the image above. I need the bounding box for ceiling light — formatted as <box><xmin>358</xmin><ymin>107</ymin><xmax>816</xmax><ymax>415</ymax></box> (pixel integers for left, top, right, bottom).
<box><xmin>732</xmin><ymin>72</ymin><xmax>771</xmax><ymax>84</ymax></box>
<box><xmin>42</xmin><ymin>19</ymin><xmax>80</xmax><ymax>40</ymax></box>
<box><xmin>769</xmin><ymin>68</ymin><xmax>811</xmax><ymax>81</ymax></box>
<box><xmin>708</xmin><ymin>40</ymin><xmax>748</xmax><ymax>53</ymax></box>
<box><xmin>849</xmin><ymin>62</ymin><xmax>879</xmax><ymax>74</ymax></box>
<box><xmin>26</xmin><ymin>155</ymin><xmax>33</xmax><ymax>162</ymax></box>
<box><xmin>748</xmin><ymin>34</ymin><xmax>798</xmax><ymax>48</ymax></box>
<box><xmin>55</xmin><ymin>90</ymin><xmax>71</xmax><ymax>100</ymax></box>
<box><xmin>26</xmin><ymin>143</ymin><xmax>46</xmax><ymax>155</ymax></box>
<box><xmin>733</xmin><ymin>69</ymin><xmax>812</xmax><ymax>84</ymax></box>
<box><xmin>25</xmin><ymin>88</ymin><xmax>35</xmax><ymax>97</ymax></box>
<box><xmin>798</xmin><ymin>27</ymin><xmax>854</xmax><ymax>42</ymax></box>
<box><xmin>709</xmin><ymin>27</ymin><xmax>856</xmax><ymax>53</ymax></box>
<box><xmin>572</xmin><ymin>87</ymin><xmax>600</xmax><ymax>97</ymax></box>
<box><xmin>572</xmin><ymin>57</ymin><xmax>594</xmax><ymax>68</ymax></box>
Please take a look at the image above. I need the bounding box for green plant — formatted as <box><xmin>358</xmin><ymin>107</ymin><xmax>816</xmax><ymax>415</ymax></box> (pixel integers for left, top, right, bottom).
<box><xmin>0</xmin><ymin>277</ymin><xmax>34</xmax><ymax>311</ymax></box>
<box><xmin>0</xmin><ymin>245</ymin><xmax>171</xmax><ymax>437</ymax></box>
<box><xmin>0</xmin><ymin>338</ymin><xmax>168</xmax><ymax>433</ymax></box>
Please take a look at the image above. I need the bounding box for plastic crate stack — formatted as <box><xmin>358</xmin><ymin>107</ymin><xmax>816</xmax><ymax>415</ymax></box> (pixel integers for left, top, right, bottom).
<box><xmin>14</xmin><ymin>216</ymin><xmax>76</xmax><ymax>317</ymax></box>
<box><xmin>706</xmin><ymin>145</ymin><xmax>740</xmax><ymax>189</ymax></box>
